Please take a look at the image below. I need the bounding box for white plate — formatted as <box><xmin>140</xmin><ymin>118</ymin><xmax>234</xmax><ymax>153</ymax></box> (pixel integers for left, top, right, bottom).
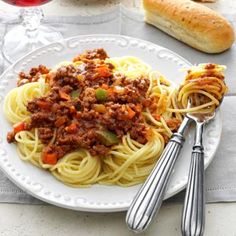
<box><xmin>0</xmin><ymin>35</ymin><xmax>222</xmax><ymax>212</ymax></box>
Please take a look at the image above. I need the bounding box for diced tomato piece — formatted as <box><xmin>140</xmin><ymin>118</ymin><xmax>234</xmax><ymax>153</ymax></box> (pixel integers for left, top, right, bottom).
<box><xmin>154</xmin><ymin>114</ymin><xmax>161</xmax><ymax>121</ymax></box>
<box><xmin>65</xmin><ymin>123</ymin><xmax>77</xmax><ymax>133</ymax></box>
<box><xmin>55</xmin><ymin>117</ymin><xmax>67</xmax><ymax>127</ymax></box>
<box><xmin>126</xmin><ymin>106</ymin><xmax>136</xmax><ymax>119</ymax></box>
<box><xmin>101</xmin><ymin>84</ymin><xmax>109</xmax><ymax>89</ymax></box>
<box><xmin>36</xmin><ymin>100</ymin><xmax>51</xmax><ymax>110</ymax></box>
<box><xmin>95</xmin><ymin>66</ymin><xmax>111</xmax><ymax>78</ymax></box>
<box><xmin>69</xmin><ymin>106</ymin><xmax>76</xmax><ymax>114</ymax></box>
<box><xmin>74</xmin><ymin>112</ymin><xmax>81</xmax><ymax>119</ymax></box>
<box><xmin>13</xmin><ymin>122</ymin><xmax>26</xmax><ymax>133</ymax></box>
<box><xmin>135</xmin><ymin>104</ymin><xmax>142</xmax><ymax>113</ymax></box>
<box><xmin>119</xmin><ymin>106</ymin><xmax>136</xmax><ymax>120</ymax></box>
<box><xmin>42</xmin><ymin>153</ymin><xmax>58</xmax><ymax>165</ymax></box>
<box><xmin>59</xmin><ymin>90</ymin><xmax>70</xmax><ymax>100</ymax></box>
<box><xmin>107</xmin><ymin>88</ymin><xmax>114</xmax><ymax>94</ymax></box>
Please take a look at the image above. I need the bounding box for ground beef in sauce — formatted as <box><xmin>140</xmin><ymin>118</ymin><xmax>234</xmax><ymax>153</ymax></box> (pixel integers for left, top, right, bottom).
<box><xmin>73</xmin><ymin>48</ymin><xmax>108</xmax><ymax>61</ymax></box>
<box><xmin>17</xmin><ymin>65</ymin><xmax>50</xmax><ymax>86</ymax></box>
<box><xmin>7</xmin><ymin>48</ymin><xmax>177</xmax><ymax>164</ymax></box>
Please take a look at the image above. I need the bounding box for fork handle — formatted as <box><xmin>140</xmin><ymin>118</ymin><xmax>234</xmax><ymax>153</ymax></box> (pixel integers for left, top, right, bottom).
<box><xmin>182</xmin><ymin>121</ymin><xmax>205</xmax><ymax>236</ymax></box>
<box><xmin>126</xmin><ymin>132</ymin><xmax>184</xmax><ymax>233</ymax></box>
<box><xmin>182</xmin><ymin>146</ymin><xmax>204</xmax><ymax>236</ymax></box>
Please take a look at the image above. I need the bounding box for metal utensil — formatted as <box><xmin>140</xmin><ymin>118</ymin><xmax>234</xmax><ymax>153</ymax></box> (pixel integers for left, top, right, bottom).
<box><xmin>181</xmin><ymin>102</ymin><xmax>222</xmax><ymax>236</ymax></box>
<box><xmin>126</xmin><ymin>115</ymin><xmax>192</xmax><ymax>233</ymax></box>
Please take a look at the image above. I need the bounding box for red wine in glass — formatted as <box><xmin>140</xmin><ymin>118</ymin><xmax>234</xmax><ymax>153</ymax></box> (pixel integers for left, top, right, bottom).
<box><xmin>2</xmin><ymin>0</ymin><xmax>51</xmax><ymax>7</ymax></box>
<box><xmin>2</xmin><ymin>0</ymin><xmax>62</xmax><ymax>63</ymax></box>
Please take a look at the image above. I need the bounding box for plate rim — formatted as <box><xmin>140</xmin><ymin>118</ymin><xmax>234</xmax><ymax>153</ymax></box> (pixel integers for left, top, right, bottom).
<box><xmin>0</xmin><ymin>34</ymin><xmax>222</xmax><ymax>212</ymax></box>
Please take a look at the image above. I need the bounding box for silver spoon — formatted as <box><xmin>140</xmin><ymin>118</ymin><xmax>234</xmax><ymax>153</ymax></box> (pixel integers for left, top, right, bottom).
<box><xmin>181</xmin><ymin>99</ymin><xmax>223</xmax><ymax>236</ymax></box>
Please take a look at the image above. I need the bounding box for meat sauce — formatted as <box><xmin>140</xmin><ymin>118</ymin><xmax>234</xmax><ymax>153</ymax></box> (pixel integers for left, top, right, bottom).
<box><xmin>7</xmin><ymin>49</ymin><xmax>179</xmax><ymax>164</ymax></box>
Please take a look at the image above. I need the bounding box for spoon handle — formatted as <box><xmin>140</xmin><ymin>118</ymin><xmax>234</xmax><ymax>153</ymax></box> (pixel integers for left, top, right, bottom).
<box><xmin>182</xmin><ymin>122</ymin><xmax>205</xmax><ymax>236</ymax></box>
<box><xmin>126</xmin><ymin>132</ymin><xmax>185</xmax><ymax>233</ymax></box>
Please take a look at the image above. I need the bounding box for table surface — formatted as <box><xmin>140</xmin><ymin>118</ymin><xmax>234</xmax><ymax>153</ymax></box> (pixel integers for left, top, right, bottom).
<box><xmin>0</xmin><ymin>0</ymin><xmax>236</xmax><ymax>235</ymax></box>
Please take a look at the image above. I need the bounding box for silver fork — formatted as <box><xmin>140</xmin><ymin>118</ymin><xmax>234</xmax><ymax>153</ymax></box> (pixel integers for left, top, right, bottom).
<box><xmin>126</xmin><ymin>114</ymin><xmax>192</xmax><ymax>233</ymax></box>
<box><xmin>181</xmin><ymin>109</ymin><xmax>217</xmax><ymax>236</ymax></box>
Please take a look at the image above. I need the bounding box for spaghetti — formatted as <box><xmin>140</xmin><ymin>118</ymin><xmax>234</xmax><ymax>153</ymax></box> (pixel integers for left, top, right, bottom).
<box><xmin>4</xmin><ymin>49</ymin><xmax>227</xmax><ymax>187</ymax></box>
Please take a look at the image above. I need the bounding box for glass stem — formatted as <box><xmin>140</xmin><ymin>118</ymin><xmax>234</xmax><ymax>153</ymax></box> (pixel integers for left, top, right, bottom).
<box><xmin>20</xmin><ymin>7</ymin><xmax>43</xmax><ymax>40</ymax></box>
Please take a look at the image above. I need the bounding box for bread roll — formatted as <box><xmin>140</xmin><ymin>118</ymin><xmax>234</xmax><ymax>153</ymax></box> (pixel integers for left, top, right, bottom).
<box><xmin>143</xmin><ymin>0</ymin><xmax>235</xmax><ymax>53</ymax></box>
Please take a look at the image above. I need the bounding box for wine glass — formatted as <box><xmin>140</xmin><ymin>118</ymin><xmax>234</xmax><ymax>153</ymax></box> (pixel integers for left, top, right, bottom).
<box><xmin>2</xmin><ymin>0</ymin><xmax>63</xmax><ymax>63</ymax></box>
